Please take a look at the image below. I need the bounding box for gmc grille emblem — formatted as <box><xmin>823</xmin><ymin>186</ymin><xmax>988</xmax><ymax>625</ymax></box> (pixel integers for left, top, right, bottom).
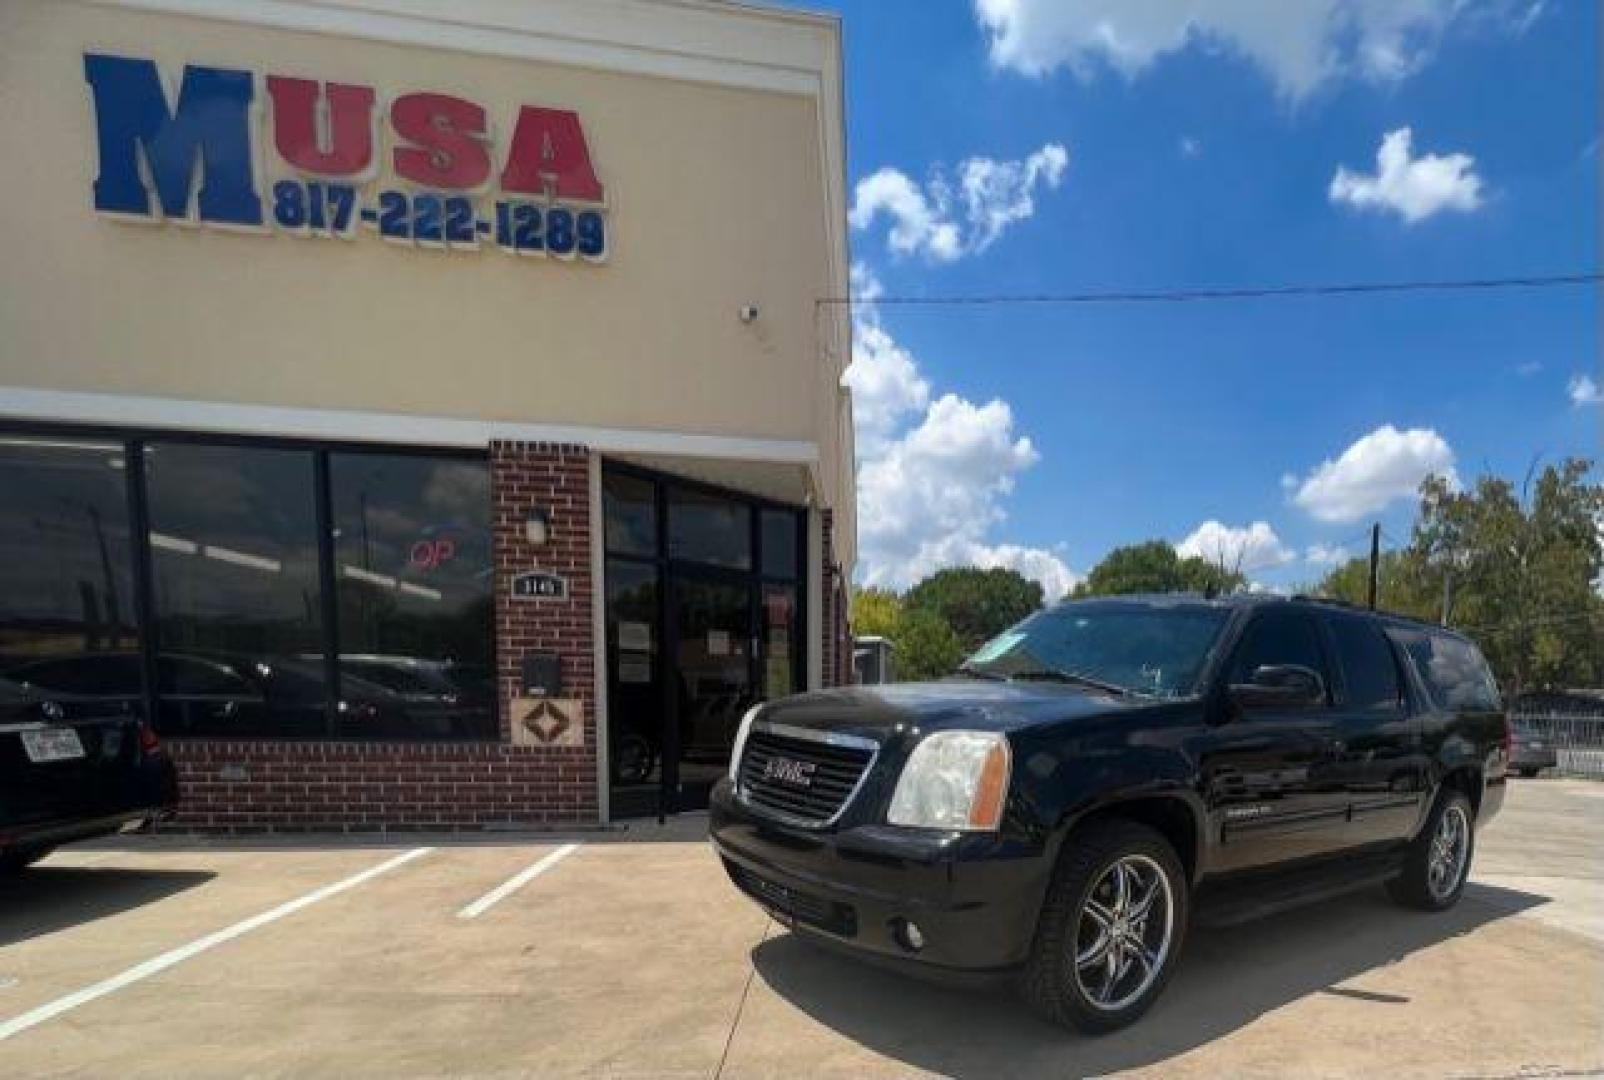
<box><xmin>762</xmin><ymin>756</ymin><xmax>817</xmax><ymax>788</ymax></box>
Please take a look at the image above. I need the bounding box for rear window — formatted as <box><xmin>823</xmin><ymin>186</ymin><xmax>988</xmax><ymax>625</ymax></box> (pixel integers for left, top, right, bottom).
<box><xmin>1387</xmin><ymin>627</ymin><xmax>1501</xmax><ymax>712</ymax></box>
<box><xmin>1327</xmin><ymin>616</ymin><xmax>1402</xmax><ymax>712</ymax></box>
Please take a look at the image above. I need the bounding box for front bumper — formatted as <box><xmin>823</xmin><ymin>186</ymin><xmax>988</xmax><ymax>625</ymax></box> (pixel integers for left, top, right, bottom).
<box><xmin>1</xmin><ymin>752</ymin><xmax>179</xmax><ymax>852</ymax></box>
<box><xmin>709</xmin><ymin>779</ymin><xmax>1051</xmax><ymax>976</ymax></box>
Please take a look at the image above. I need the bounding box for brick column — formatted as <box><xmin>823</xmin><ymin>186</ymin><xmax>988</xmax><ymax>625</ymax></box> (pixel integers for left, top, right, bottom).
<box><xmin>490</xmin><ymin>440</ymin><xmax>598</xmax><ymax>820</ymax></box>
<box><xmin>819</xmin><ymin>508</ymin><xmax>852</xmax><ymax>687</ymax></box>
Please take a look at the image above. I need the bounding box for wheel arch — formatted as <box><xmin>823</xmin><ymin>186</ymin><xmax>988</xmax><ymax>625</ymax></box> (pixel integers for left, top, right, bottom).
<box><xmin>1054</xmin><ymin>790</ymin><xmax>1206</xmax><ymax>886</ymax></box>
<box><xmin>1436</xmin><ymin>764</ymin><xmax>1484</xmax><ymax>818</ymax></box>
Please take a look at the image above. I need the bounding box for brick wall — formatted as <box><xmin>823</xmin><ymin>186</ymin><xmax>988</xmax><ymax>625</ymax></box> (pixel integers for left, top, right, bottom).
<box><xmin>819</xmin><ymin>508</ymin><xmax>853</xmax><ymax>687</ymax></box>
<box><xmin>165</xmin><ymin>741</ymin><xmax>599</xmax><ymax>831</ymax></box>
<box><xmin>164</xmin><ymin>441</ymin><xmax>600</xmax><ymax>832</ymax></box>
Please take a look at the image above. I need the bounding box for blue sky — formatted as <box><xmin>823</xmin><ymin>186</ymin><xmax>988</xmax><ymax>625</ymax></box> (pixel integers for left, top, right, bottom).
<box><xmin>789</xmin><ymin>0</ymin><xmax>1600</xmax><ymax>596</ymax></box>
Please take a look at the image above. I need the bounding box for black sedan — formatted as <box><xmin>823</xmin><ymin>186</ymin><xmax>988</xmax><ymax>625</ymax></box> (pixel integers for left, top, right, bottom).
<box><xmin>0</xmin><ymin>676</ymin><xmax>178</xmax><ymax>873</ymax></box>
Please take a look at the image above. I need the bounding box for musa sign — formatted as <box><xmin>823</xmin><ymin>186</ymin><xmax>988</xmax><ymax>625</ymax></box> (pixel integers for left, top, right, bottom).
<box><xmin>82</xmin><ymin>53</ymin><xmax>609</xmax><ymax>261</ymax></box>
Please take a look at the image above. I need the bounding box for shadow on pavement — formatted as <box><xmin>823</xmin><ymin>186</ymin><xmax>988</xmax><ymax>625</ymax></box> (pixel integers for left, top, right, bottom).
<box><xmin>0</xmin><ymin>866</ymin><xmax>215</xmax><ymax>947</ymax></box>
<box><xmin>751</xmin><ymin>882</ymin><xmax>1547</xmax><ymax>1078</ymax></box>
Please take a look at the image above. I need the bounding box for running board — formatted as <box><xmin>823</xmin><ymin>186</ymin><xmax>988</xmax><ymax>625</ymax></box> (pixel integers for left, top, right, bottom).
<box><xmin>1192</xmin><ymin>850</ymin><xmax>1406</xmax><ymax>929</ymax></box>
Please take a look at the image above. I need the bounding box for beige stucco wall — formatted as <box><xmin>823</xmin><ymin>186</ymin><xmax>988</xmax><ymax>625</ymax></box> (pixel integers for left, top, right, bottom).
<box><xmin>0</xmin><ymin>0</ymin><xmax>852</xmax><ymax>547</ymax></box>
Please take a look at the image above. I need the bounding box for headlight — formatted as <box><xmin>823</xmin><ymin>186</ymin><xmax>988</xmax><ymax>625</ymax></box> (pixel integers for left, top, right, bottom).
<box><xmin>727</xmin><ymin>704</ymin><xmax>763</xmax><ymax>783</ymax></box>
<box><xmin>887</xmin><ymin>730</ymin><xmax>1011</xmax><ymax>831</ymax></box>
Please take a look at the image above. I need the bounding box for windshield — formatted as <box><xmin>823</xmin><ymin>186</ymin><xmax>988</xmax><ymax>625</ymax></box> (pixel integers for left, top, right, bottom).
<box><xmin>961</xmin><ymin>603</ymin><xmax>1231</xmax><ymax>699</ymax></box>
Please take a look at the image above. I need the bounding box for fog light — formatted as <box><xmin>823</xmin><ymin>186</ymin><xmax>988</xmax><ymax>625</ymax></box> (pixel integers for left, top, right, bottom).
<box><xmin>892</xmin><ymin>918</ymin><xmax>925</xmax><ymax>952</ymax></box>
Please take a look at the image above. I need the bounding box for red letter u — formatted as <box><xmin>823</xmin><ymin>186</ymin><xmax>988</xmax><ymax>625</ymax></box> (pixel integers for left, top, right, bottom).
<box><xmin>266</xmin><ymin>76</ymin><xmax>376</xmax><ymax>178</ymax></box>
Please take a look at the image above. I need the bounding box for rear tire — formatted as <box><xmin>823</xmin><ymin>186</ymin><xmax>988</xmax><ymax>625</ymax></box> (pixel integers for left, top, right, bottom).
<box><xmin>1387</xmin><ymin>790</ymin><xmax>1474</xmax><ymax>911</ymax></box>
<box><xmin>1518</xmin><ymin>768</ymin><xmax>1539</xmax><ymax>779</ymax></box>
<box><xmin>0</xmin><ymin>845</ymin><xmax>53</xmax><ymax>875</ymax></box>
<box><xmin>1021</xmin><ymin>819</ymin><xmax>1188</xmax><ymax>1034</ymax></box>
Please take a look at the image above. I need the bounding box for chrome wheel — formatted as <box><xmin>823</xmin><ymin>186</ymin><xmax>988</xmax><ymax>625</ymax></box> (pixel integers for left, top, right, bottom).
<box><xmin>1427</xmin><ymin>803</ymin><xmax>1470</xmax><ymax>901</ymax></box>
<box><xmin>1072</xmin><ymin>854</ymin><xmax>1175</xmax><ymax>1013</ymax></box>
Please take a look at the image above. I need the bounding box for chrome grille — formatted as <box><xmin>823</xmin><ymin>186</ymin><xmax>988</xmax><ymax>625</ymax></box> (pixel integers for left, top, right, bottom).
<box><xmin>737</xmin><ymin>724</ymin><xmax>876</xmax><ymax>825</ymax></box>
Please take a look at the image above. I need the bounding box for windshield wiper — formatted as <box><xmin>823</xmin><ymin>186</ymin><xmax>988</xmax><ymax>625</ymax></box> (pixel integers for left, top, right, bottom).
<box><xmin>954</xmin><ymin>664</ymin><xmax>1008</xmax><ymax>681</ymax></box>
<box><xmin>1006</xmin><ymin>668</ymin><xmax>1136</xmax><ymax>697</ymax></box>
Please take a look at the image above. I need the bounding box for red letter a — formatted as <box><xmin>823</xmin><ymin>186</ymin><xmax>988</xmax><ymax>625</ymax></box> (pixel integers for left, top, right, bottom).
<box><xmin>500</xmin><ymin>107</ymin><xmax>604</xmax><ymax>203</ymax></box>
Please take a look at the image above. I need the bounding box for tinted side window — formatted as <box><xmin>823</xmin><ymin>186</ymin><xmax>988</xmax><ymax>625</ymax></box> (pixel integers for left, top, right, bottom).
<box><xmin>1228</xmin><ymin>610</ymin><xmax>1330</xmax><ymax>699</ymax></box>
<box><xmin>1327</xmin><ymin>616</ymin><xmax>1402</xmax><ymax>712</ymax></box>
<box><xmin>1388</xmin><ymin>628</ymin><xmax>1501</xmax><ymax>712</ymax></box>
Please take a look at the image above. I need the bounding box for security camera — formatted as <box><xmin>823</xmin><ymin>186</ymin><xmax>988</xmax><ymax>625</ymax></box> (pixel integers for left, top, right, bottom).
<box><xmin>738</xmin><ymin>304</ymin><xmax>759</xmax><ymax>324</ymax></box>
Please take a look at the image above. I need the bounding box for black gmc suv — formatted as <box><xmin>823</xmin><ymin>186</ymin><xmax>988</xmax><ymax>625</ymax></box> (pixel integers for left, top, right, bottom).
<box><xmin>711</xmin><ymin>595</ymin><xmax>1507</xmax><ymax>1032</ymax></box>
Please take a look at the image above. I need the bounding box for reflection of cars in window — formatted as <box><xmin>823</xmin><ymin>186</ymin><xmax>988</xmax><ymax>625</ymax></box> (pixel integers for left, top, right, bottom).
<box><xmin>0</xmin><ymin>674</ymin><xmax>178</xmax><ymax>874</ymax></box>
<box><xmin>712</xmin><ymin>596</ymin><xmax>1509</xmax><ymax>1033</ymax></box>
<box><xmin>331</xmin><ymin>655</ymin><xmax>495</xmax><ymax>738</ymax></box>
<box><xmin>7</xmin><ymin>651</ymin><xmax>427</xmax><ymax>738</ymax></box>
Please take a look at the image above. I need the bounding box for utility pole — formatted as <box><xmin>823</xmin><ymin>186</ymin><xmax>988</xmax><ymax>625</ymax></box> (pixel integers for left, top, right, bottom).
<box><xmin>1366</xmin><ymin>523</ymin><xmax>1380</xmax><ymax>610</ymax></box>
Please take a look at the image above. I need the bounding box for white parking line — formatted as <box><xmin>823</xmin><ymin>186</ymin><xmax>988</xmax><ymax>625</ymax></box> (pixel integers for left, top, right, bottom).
<box><xmin>456</xmin><ymin>843</ymin><xmax>580</xmax><ymax>920</ymax></box>
<box><xmin>0</xmin><ymin>846</ymin><xmax>434</xmax><ymax>1043</ymax></box>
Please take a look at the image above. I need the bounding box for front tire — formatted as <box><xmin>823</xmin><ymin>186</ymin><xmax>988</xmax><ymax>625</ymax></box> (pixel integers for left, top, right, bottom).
<box><xmin>1518</xmin><ymin>768</ymin><xmax>1539</xmax><ymax>779</ymax></box>
<box><xmin>1388</xmin><ymin>790</ymin><xmax>1474</xmax><ymax>911</ymax></box>
<box><xmin>1021</xmin><ymin>820</ymin><xmax>1188</xmax><ymax>1034</ymax></box>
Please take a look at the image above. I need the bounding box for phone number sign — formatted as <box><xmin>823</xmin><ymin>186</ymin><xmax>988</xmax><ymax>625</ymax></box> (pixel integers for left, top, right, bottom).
<box><xmin>83</xmin><ymin>53</ymin><xmax>608</xmax><ymax>261</ymax></box>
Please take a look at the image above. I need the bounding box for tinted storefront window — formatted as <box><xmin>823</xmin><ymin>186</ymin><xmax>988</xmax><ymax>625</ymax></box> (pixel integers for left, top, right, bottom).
<box><xmin>668</xmin><ymin>486</ymin><xmax>750</xmax><ymax>569</ymax></box>
<box><xmin>329</xmin><ymin>453</ymin><xmax>496</xmax><ymax>739</ymax></box>
<box><xmin>144</xmin><ymin>444</ymin><xmax>327</xmax><ymax>736</ymax></box>
<box><xmin>0</xmin><ymin>431</ymin><xmax>499</xmax><ymax>742</ymax></box>
<box><xmin>607</xmin><ymin>558</ymin><xmax>661</xmax><ymax>814</ymax></box>
<box><xmin>0</xmin><ymin>437</ymin><xmax>141</xmax><ymax>707</ymax></box>
<box><xmin>760</xmin><ymin>509</ymin><xmax>799</xmax><ymax>579</ymax></box>
<box><xmin>604</xmin><ymin>472</ymin><xmax>657</xmax><ymax>557</ymax></box>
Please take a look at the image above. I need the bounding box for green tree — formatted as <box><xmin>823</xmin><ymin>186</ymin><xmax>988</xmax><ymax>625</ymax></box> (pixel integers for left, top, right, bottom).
<box><xmin>1074</xmin><ymin>540</ymin><xmax>1246</xmax><ymax>597</ymax></box>
<box><xmin>1410</xmin><ymin>459</ymin><xmax>1603</xmax><ymax>693</ymax></box>
<box><xmin>1310</xmin><ymin>548</ymin><xmax>1435</xmax><ymax>618</ymax></box>
<box><xmin>848</xmin><ymin>585</ymin><xmax>966</xmax><ymax>682</ymax></box>
<box><xmin>895</xmin><ymin>607</ymin><xmax>966</xmax><ymax>681</ymax></box>
<box><xmin>1313</xmin><ymin>458</ymin><xmax>1603</xmax><ymax>693</ymax></box>
<box><xmin>850</xmin><ymin>586</ymin><xmax>902</xmax><ymax>640</ymax></box>
<box><xmin>903</xmin><ymin>567</ymin><xmax>1044</xmax><ymax>650</ymax></box>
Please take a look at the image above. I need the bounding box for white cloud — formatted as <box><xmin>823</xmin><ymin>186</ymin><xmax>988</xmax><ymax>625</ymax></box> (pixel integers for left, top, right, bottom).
<box><xmin>1176</xmin><ymin>520</ymin><xmax>1294</xmax><ymax>573</ymax></box>
<box><xmin>1514</xmin><ymin>360</ymin><xmax>1543</xmax><ymax>377</ymax></box>
<box><xmin>1289</xmin><ymin>424</ymin><xmax>1459</xmax><ymax>523</ymax></box>
<box><xmin>850</xmin><ymin>143</ymin><xmax>1068</xmax><ymax>262</ymax></box>
<box><xmin>849</xmin><ymin>169</ymin><xmax>962</xmax><ymax>262</ymax></box>
<box><xmin>1569</xmin><ymin>374</ymin><xmax>1603</xmax><ymax>407</ymax></box>
<box><xmin>843</xmin><ymin>321</ymin><xmax>929</xmax><ymax>457</ymax></box>
<box><xmin>1329</xmin><ymin>127</ymin><xmax>1484</xmax><ymax>223</ymax></box>
<box><xmin>1304</xmin><ymin>543</ymin><xmax>1352</xmax><ymax>567</ymax></box>
<box><xmin>843</xmin><ymin>264</ymin><xmax>1077</xmax><ymax>598</ymax></box>
<box><xmin>1179</xmin><ymin>136</ymin><xmax>1201</xmax><ymax>159</ymax></box>
<box><xmin>973</xmin><ymin>0</ymin><xmax>1464</xmax><ymax>100</ymax></box>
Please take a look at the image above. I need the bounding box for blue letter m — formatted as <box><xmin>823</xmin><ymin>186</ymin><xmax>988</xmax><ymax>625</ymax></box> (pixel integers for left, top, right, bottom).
<box><xmin>83</xmin><ymin>53</ymin><xmax>261</xmax><ymax>226</ymax></box>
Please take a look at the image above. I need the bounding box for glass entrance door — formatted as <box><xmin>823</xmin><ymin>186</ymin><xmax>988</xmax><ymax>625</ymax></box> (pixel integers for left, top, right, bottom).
<box><xmin>668</xmin><ymin>573</ymin><xmax>754</xmax><ymax>811</ymax></box>
<box><xmin>601</xmin><ymin>464</ymin><xmax>805</xmax><ymax>818</ymax></box>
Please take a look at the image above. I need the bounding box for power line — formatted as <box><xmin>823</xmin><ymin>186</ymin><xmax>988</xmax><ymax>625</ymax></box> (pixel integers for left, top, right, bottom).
<box><xmin>819</xmin><ymin>270</ymin><xmax>1603</xmax><ymax>308</ymax></box>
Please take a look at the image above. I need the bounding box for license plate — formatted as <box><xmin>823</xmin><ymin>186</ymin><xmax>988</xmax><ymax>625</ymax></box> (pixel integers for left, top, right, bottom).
<box><xmin>21</xmin><ymin>727</ymin><xmax>85</xmax><ymax>764</ymax></box>
<box><xmin>1529</xmin><ymin>741</ymin><xmax>1544</xmax><ymax>749</ymax></box>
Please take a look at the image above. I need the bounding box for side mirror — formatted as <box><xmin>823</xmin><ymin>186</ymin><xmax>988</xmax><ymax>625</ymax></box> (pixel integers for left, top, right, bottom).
<box><xmin>1229</xmin><ymin>664</ymin><xmax>1325</xmax><ymax>710</ymax></box>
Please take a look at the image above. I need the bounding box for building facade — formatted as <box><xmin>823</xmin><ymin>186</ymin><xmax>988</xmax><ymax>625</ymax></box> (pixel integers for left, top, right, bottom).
<box><xmin>0</xmin><ymin>0</ymin><xmax>855</xmax><ymax>829</ymax></box>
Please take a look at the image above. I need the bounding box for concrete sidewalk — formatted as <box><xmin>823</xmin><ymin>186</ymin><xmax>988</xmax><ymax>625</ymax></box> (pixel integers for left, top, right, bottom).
<box><xmin>0</xmin><ymin>779</ymin><xmax>1598</xmax><ymax>1078</ymax></box>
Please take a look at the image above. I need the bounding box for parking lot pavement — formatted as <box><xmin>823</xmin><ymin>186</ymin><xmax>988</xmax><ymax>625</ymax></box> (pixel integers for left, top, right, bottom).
<box><xmin>0</xmin><ymin>780</ymin><xmax>1599</xmax><ymax>1079</ymax></box>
